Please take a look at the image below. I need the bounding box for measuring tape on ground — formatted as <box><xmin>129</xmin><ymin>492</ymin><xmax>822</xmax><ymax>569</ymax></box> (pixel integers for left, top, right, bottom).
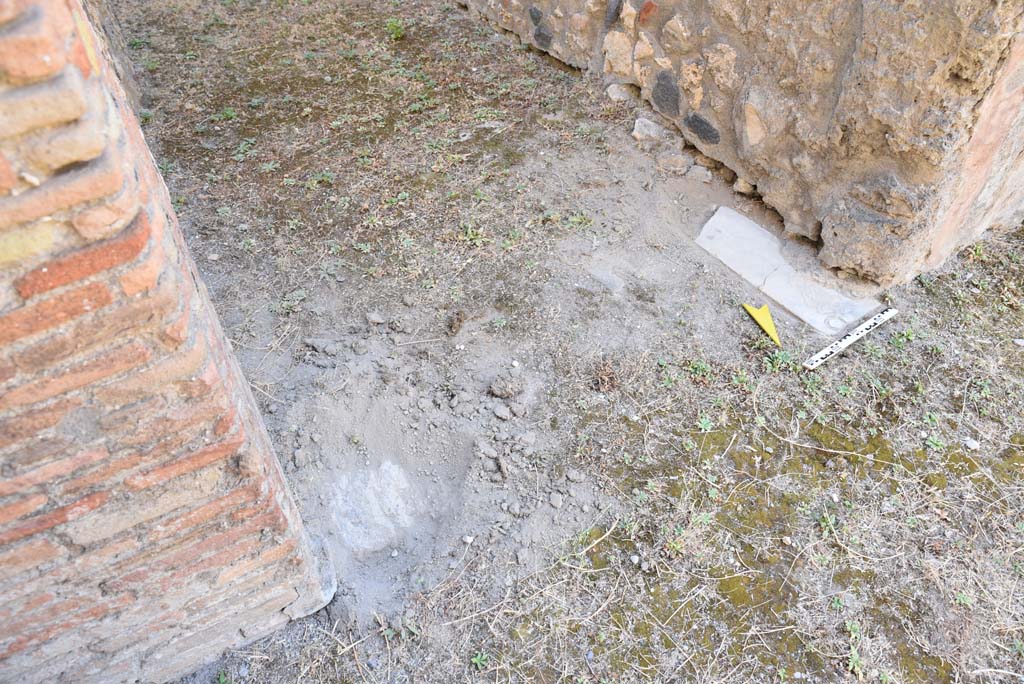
<box><xmin>802</xmin><ymin>308</ymin><xmax>898</xmax><ymax>370</ymax></box>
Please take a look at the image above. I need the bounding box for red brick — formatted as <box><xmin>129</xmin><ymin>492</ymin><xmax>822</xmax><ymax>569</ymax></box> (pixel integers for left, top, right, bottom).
<box><xmin>0</xmin><ymin>591</ymin><xmax>55</xmax><ymax>623</ymax></box>
<box><xmin>97</xmin><ymin>395</ymin><xmax>166</xmax><ymax>432</ymax></box>
<box><xmin>0</xmin><ymin>493</ymin><xmax>47</xmax><ymax>525</ymax></box>
<box><xmin>0</xmin><ymin>491</ymin><xmax>108</xmax><ymax>546</ymax></box>
<box><xmin>148</xmin><ymin>487</ymin><xmax>257</xmax><ymax>541</ymax></box>
<box><xmin>216</xmin><ymin>538</ymin><xmax>296</xmax><ymax>587</ymax></box>
<box><xmin>0</xmin><ymin>66</ymin><xmax>87</xmax><ymax>140</ymax></box>
<box><xmin>58</xmin><ymin>452</ymin><xmax>144</xmax><ymax>496</ymax></box>
<box><xmin>104</xmin><ymin>524</ymin><xmax>209</xmax><ymax>581</ymax></box>
<box><xmin>179</xmin><ymin>357</ymin><xmax>225</xmax><ymax>400</ymax></box>
<box><xmin>160</xmin><ymin>275</ymin><xmax>194</xmax><ymax>350</ymax></box>
<box><xmin>66</xmin><ymin>537</ymin><xmax>138</xmax><ymax>578</ymax></box>
<box><xmin>23</xmin><ymin>88</ymin><xmax>108</xmax><ymax>171</ymax></box>
<box><xmin>11</xmin><ymin>272</ymin><xmax>177</xmax><ymax>375</ymax></box>
<box><xmin>0</xmin><ymin>281</ymin><xmax>111</xmax><ymax>346</ymax></box>
<box><xmin>2</xmin><ymin>436</ymin><xmax>69</xmax><ymax>473</ymax></box>
<box><xmin>637</xmin><ymin>0</ymin><xmax>657</xmax><ymax>24</ymax></box>
<box><xmin>125</xmin><ymin>433</ymin><xmax>245</xmax><ymax>491</ymax></box>
<box><xmin>0</xmin><ymin>151</ymin><xmax>15</xmax><ymax>195</ymax></box>
<box><xmin>0</xmin><ymin>341</ymin><xmax>151</xmax><ymax>412</ymax></box>
<box><xmin>170</xmin><ymin>535</ymin><xmax>264</xmax><ymax>584</ymax></box>
<box><xmin>65</xmin><ymin>1</ymin><xmax>99</xmax><ymax>79</ymax></box>
<box><xmin>112</xmin><ymin>396</ymin><xmax>230</xmax><ymax>452</ymax></box>
<box><xmin>119</xmin><ymin>231</ymin><xmax>165</xmax><ymax>296</ymax></box>
<box><xmin>0</xmin><ymin>398</ymin><xmax>80</xmax><ymax>450</ymax></box>
<box><xmin>0</xmin><ymin>593</ymin><xmax>133</xmax><ymax>659</ymax></box>
<box><xmin>0</xmin><ymin>1</ymin><xmax>71</xmax><ymax>83</ymax></box>
<box><xmin>0</xmin><ymin>448</ymin><xmax>107</xmax><ymax>496</ymax></box>
<box><xmin>126</xmin><ymin>513</ymin><xmax>275</xmax><ymax>592</ymax></box>
<box><xmin>0</xmin><ymin>538</ymin><xmax>65</xmax><ymax>582</ymax></box>
<box><xmin>4</xmin><ymin>596</ymin><xmax>90</xmax><ymax>638</ymax></box>
<box><xmin>94</xmin><ymin>328</ymin><xmax>208</xmax><ymax>407</ymax></box>
<box><xmin>0</xmin><ymin>142</ymin><xmax>124</xmax><ymax>226</ymax></box>
<box><xmin>214</xmin><ymin>405</ymin><xmax>238</xmax><ymax>437</ymax></box>
<box><xmin>71</xmin><ymin>169</ymin><xmax>141</xmax><ymax>241</ymax></box>
<box><xmin>15</xmin><ymin>211</ymin><xmax>152</xmax><ymax>299</ymax></box>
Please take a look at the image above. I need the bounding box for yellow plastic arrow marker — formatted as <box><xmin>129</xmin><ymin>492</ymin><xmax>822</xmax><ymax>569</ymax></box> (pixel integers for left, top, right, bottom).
<box><xmin>742</xmin><ymin>303</ymin><xmax>781</xmax><ymax>347</ymax></box>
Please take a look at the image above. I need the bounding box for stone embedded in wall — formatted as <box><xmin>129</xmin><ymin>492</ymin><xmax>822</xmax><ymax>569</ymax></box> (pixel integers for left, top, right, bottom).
<box><xmin>651</xmin><ymin>69</ymin><xmax>678</xmax><ymax>117</ymax></box>
<box><xmin>464</xmin><ymin>0</ymin><xmax>1024</xmax><ymax>285</ymax></box>
<box><xmin>602</xmin><ymin>29</ymin><xmax>632</xmax><ymax>77</ymax></box>
<box><xmin>458</xmin><ymin>0</ymin><xmax>605</xmax><ymax>69</ymax></box>
<box><xmin>0</xmin><ymin>2</ymin><xmax>333</xmax><ymax>682</ymax></box>
<box><xmin>684</xmin><ymin>112</ymin><xmax>718</xmax><ymax>145</ymax></box>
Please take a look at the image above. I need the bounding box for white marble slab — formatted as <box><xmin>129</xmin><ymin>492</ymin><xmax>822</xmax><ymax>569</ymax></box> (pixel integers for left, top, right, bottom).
<box><xmin>696</xmin><ymin>207</ymin><xmax>880</xmax><ymax>336</ymax></box>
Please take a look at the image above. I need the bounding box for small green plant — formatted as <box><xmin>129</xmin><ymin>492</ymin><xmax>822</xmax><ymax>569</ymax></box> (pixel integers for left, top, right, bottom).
<box><xmin>925</xmin><ymin>435</ymin><xmax>946</xmax><ymax>451</ymax></box>
<box><xmin>763</xmin><ymin>350</ymin><xmax>794</xmax><ymax>373</ymax></box>
<box><xmin>211</xmin><ymin>106</ymin><xmax>237</xmax><ymax>122</ymax></box>
<box><xmin>217</xmin><ymin>672</ymin><xmax>232</xmax><ymax>684</ymax></box>
<box><xmin>696</xmin><ymin>416</ymin><xmax>714</xmax><ymax>433</ymax></box>
<box><xmin>688</xmin><ymin>359</ymin><xmax>712</xmax><ymax>380</ymax></box>
<box><xmin>470</xmin><ymin>650</ymin><xmax>490</xmax><ymax>671</ymax></box>
<box><xmin>845</xmin><ymin>621</ymin><xmax>864</xmax><ymax>678</ymax></box>
<box><xmin>819</xmin><ymin>511</ymin><xmax>838</xmax><ymax>540</ymax></box>
<box><xmin>731</xmin><ymin>369</ymin><xmax>753</xmax><ymax>391</ymax></box>
<box><xmin>305</xmin><ymin>169</ymin><xmax>335</xmax><ymax>189</ymax></box>
<box><xmin>385</xmin><ymin>17</ymin><xmax>406</xmax><ymax>40</ymax></box>
<box><xmin>458</xmin><ymin>222</ymin><xmax>488</xmax><ymax>247</ymax></box>
<box><xmin>664</xmin><ymin>537</ymin><xmax>685</xmax><ymax>557</ymax></box>
<box><xmin>384</xmin><ymin>191</ymin><xmax>410</xmax><ymax>206</ymax></box>
<box><xmin>890</xmin><ymin>328</ymin><xmax>916</xmax><ymax>350</ymax></box>
<box><xmin>232</xmin><ymin>137</ymin><xmax>257</xmax><ymax>162</ymax></box>
<box><xmin>953</xmin><ymin>591</ymin><xmax>973</xmax><ymax>608</ymax></box>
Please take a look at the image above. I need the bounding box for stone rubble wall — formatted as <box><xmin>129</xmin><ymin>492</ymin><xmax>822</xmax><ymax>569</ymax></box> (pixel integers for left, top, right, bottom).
<box><xmin>462</xmin><ymin>0</ymin><xmax>1024</xmax><ymax>285</ymax></box>
<box><xmin>0</xmin><ymin>1</ymin><xmax>333</xmax><ymax>682</ymax></box>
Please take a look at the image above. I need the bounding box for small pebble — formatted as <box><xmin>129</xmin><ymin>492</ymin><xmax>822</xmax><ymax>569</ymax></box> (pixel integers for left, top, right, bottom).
<box><xmin>549</xmin><ymin>491</ymin><xmax>564</xmax><ymax>509</ymax></box>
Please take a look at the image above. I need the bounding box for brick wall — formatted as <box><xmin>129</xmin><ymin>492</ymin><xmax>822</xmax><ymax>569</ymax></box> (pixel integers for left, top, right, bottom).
<box><xmin>0</xmin><ymin>2</ymin><xmax>333</xmax><ymax>682</ymax></box>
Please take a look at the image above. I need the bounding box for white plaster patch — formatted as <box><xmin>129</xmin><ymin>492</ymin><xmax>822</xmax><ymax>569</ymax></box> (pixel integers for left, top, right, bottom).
<box><xmin>330</xmin><ymin>460</ymin><xmax>417</xmax><ymax>556</ymax></box>
<box><xmin>696</xmin><ymin>207</ymin><xmax>880</xmax><ymax>335</ymax></box>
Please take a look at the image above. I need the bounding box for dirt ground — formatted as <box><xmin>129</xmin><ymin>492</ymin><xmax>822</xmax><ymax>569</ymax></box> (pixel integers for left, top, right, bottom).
<box><xmin>111</xmin><ymin>0</ymin><xmax>1024</xmax><ymax>682</ymax></box>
